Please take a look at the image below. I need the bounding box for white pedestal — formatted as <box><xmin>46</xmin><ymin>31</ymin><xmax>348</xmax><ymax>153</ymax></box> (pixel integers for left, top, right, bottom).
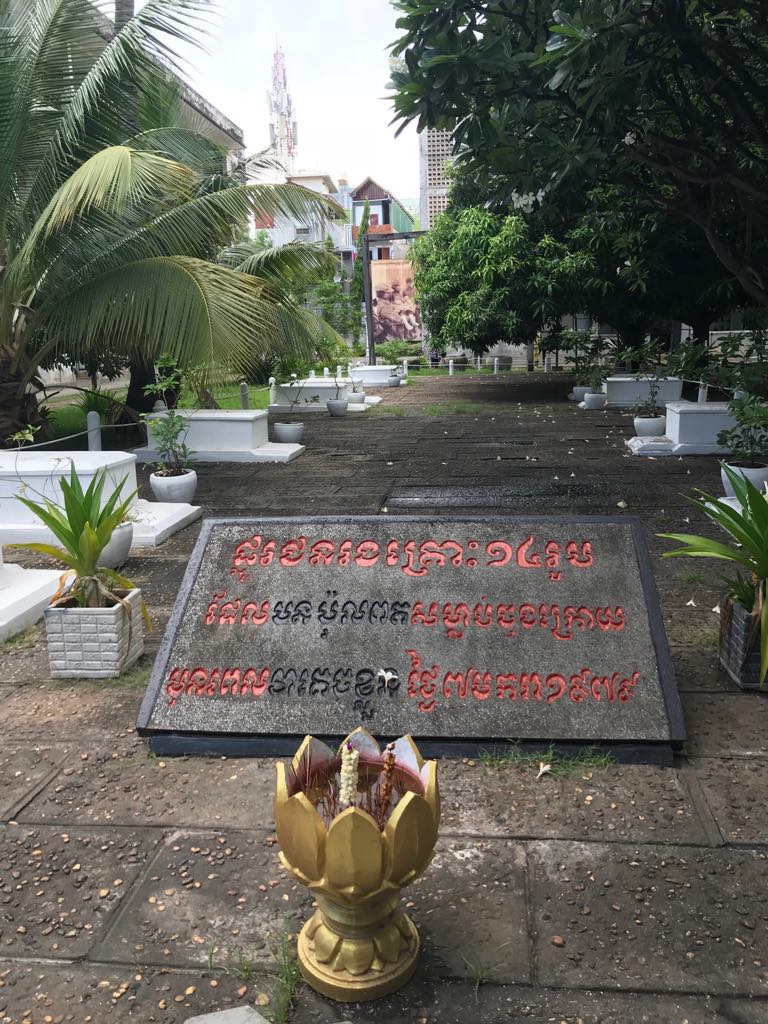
<box><xmin>0</xmin><ymin>548</ymin><xmax>60</xmax><ymax>642</ymax></box>
<box><xmin>0</xmin><ymin>451</ymin><xmax>200</xmax><ymax>548</ymax></box>
<box><xmin>136</xmin><ymin>409</ymin><xmax>304</xmax><ymax>462</ymax></box>
<box><xmin>349</xmin><ymin>365</ymin><xmax>406</xmax><ymax>387</ymax></box>
<box><xmin>665</xmin><ymin>400</ymin><xmax>735</xmax><ymax>454</ymax></box>
<box><xmin>604</xmin><ymin>375</ymin><xmax>683</xmax><ymax>408</ymax></box>
<box><xmin>625</xmin><ymin>400</ymin><xmax>736</xmax><ymax>457</ymax></box>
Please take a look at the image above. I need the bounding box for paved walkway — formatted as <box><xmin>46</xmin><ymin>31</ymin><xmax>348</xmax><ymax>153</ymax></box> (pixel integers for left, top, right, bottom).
<box><xmin>2</xmin><ymin>373</ymin><xmax>767</xmax><ymax>1024</ymax></box>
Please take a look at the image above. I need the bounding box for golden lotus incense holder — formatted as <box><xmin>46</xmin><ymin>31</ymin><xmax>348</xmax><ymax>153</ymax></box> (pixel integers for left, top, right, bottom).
<box><xmin>274</xmin><ymin>727</ymin><xmax>440</xmax><ymax>1001</ymax></box>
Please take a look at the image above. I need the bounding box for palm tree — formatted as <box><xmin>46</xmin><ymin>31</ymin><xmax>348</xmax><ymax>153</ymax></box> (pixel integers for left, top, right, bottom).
<box><xmin>0</xmin><ymin>0</ymin><xmax>340</xmax><ymax>437</ymax></box>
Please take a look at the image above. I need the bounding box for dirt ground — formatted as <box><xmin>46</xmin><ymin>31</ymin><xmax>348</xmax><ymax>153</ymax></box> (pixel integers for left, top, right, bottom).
<box><xmin>2</xmin><ymin>372</ymin><xmax>767</xmax><ymax>1024</ymax></box>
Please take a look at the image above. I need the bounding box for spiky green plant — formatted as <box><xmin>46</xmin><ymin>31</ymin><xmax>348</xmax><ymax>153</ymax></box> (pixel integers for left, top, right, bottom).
<box><xmin>1</xmin><ymin>0</ymin><xmax>341</xmax><ymax>436</ymax></box>
<box><xmin>10</xmin><ymin>466</ymin><xmax>146</xmax><ymax>614</ymax></box>
<box><xmin>658</xmin><ymin>464</ymin><xmax>768</xmax><ymax>686</ymax></box>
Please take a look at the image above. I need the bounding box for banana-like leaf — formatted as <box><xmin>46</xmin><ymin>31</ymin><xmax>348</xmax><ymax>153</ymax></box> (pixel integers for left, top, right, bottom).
<box><xmin>6</xmin><ymin>542</ymin><xmax>80</xmax><ymax>571</ymax></box>
<box><xmin>657</xmin><ymin>532</ymin><xmax>757</xmax><ymax>573</ymax></box>
<box><xmin>15</xmin><ymin>495</ymin><xmax>79</xmax><ymax>555</ymax></box>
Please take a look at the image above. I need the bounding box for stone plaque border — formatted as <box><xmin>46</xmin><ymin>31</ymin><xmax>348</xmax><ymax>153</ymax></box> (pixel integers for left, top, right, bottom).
<box><xmin>136</xmin><ymin>515</ymin><xmax>685</xmax><ymax>763</ymax></box>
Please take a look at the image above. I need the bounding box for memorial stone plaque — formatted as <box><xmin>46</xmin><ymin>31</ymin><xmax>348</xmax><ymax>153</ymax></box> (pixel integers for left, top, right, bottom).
<box><xmin>137</xmin><ymin>515</ymin><xmax>685</xmax><ymax>760</ymax></box>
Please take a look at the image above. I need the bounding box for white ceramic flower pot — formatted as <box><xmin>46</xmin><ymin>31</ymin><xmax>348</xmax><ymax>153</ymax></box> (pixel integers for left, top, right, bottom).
<box><xmin>387</xmin><ymin>376</ymin><xmax>402</xmax><ymax>388</ymax></box>
<box><xmin>273</xmin><ymin>422</ymin><xmax>305</xmax><ymax>444</ymax></box>
<box><xmin>149</xmin><ymin>469</ymin><xmax>197</xmax><ymax>503</ymax></box>
<box><xmin>720</xmin><ymin>462</ymin><xmax>768</xmax><ymax>497</ymax></box>
<box><xmin>569</xmin><ymin>385</ymin><xmax>590</xmax><ymax>402</ymax></box>
<box><xmin>583</xmin><ymin>392</ymin><xmax>606</xmax><ymax>410</ymax></box>
<box><xmin>350</xmin><ymin>389</ymin><xmax>366</xmax><ymax>403</ymax></box>
<box><xmin>633</xmin><ymin>415</ymin><xmax>666</xmax><ymax>437</ymax></box>
<box><xmin>326</xmin><ymin>400</ymin><xmax>348</xmax><ymax>417</ymax></box>
<box><xmin>44</xmin><ymin>588</ymin><xmax>144</xmax><ymax>678</ymax></box>
<box><xmin>98</xmin><ymin>522</ymin><xmax>134</xmax><ymax>569</ymax></box>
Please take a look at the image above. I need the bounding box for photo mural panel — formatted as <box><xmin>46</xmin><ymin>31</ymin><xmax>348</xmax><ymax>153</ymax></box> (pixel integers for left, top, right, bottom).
<box><xmin>370</xmin><ymin>259</ymin><xmax>422</xmax><ymax>343</ymax></box>
<box><xmin>137</xmin><ymin>516</ymin><xmax>684</xmax><ymax>757</ymax></box>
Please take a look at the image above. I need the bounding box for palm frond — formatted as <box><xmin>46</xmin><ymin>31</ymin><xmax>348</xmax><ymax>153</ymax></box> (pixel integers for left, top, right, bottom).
<box><xmin>38</xmin><ymin>256</ymin><xmax>322</xmax><ymax>376</ymax></box>
<box><xmin>217</xmin><ymin>240</ymin><xmax>335</xmax><ymax>288</ymax></box>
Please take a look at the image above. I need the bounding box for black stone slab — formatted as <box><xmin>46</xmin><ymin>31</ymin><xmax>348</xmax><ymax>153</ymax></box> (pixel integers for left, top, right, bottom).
<box><xmin>137</xmin><ymin>516</ymin><xmax>685</xmax><ymax>759</ymax></box>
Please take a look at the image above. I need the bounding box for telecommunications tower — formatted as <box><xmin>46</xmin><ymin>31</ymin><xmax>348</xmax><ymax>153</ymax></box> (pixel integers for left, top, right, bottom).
<box><xmin>267</xmin><ymin>45</ymin><xmax>297</xmax><ymax>174</ymax></box>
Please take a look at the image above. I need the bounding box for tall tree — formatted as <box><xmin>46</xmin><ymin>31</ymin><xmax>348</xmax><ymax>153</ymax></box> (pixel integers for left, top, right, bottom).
<box><xmin>390</xmin><ymin>0</ymin><xmax>768</xmax><ymax>305</ymax></box>
<box><xmin>0</xmin><ymin>0</ymin><xmax>340</xmax><ymax>437</ymax></box>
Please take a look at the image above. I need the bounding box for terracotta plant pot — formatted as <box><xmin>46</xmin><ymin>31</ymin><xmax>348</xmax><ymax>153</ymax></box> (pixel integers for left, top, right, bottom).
<box><xmin>275</xmin><ymin>728</ymin><xmax>439</xmax><ymax>1002</ymax></box>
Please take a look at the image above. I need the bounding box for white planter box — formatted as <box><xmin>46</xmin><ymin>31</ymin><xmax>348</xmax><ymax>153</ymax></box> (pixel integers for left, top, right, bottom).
<box><xmin>270</xmin><ymin>379</ymin><xmax>351</xmax><ymax>412</ymax></box>
<box><xmin>136</xmin><ymin>408</ymin><xmax>304</xmax><ymax>463</ymax></box>
<box><xmin>0</xmin><ymin>451</ymin><xmax>200</xmax><ymax>548</ymax></box>
<box><xmin>44</xmin><ymin>588</ymin><xmax>144</xmax><ymax>678</ymax></box>
<box><xmin>348</xmin><ymin>365</ymin><xmax>405</xmax><ymax>387</ymax></box>
<box><xmin>626</xmin><ymin>400</ymin><xmax>737</xmax><ymax>457</ymax></box>
<box><xmin>666</xmin><ymin>400</ymin><xmax>735</xmax><ymax>454</ymax></box>
<box><xmin>604</xmin><ymin>375</ymin><xmax>683</xmax><ymax>408</ymax></box>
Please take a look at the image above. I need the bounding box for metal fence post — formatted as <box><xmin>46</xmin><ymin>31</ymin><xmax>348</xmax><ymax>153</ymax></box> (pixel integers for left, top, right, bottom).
<box><xmin>493</xmin><ymin>357</ymin><xmax>499</xmax><ymax>375</ymax></box>
<box><xmin>86</xmin><ymin>411</ymin><xmax>102</xmax><ymax>451</ymax></box>
<box><xmin>448</xmin><ymin>359</ymin><xmax>454</xmax><ymax>376</ymax></box>
<box><xmin>239</xmin><ymin>382</ymin><xmax>249</xmax><ymax>409</ymax></box>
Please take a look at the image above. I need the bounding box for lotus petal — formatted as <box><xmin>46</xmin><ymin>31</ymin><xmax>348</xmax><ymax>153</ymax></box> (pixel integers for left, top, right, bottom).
<box><xmin>335</xmin><ymin>937</ymin><xmax>375</xmax><ymax>975</ymax></box>
<box><xmin>420</xmin><ymin>760</ymin><xmax>440</xmax><ymax>827</ymax></box>
<box><xmin>374</xmin><ymin>921</ymin><xmax>405</xmax><ymax>964</ymax></box>
<box><xmin>392</xmin><ymin>735</ymin><xmax>423</xmax><ymax>776</ymax></box>
<box><xmin>384</xmin><ymin>791</ymin><xmax>437</xmax><ymax>886</ymax></box>
<box><xmin>275</xmin><ymin>766</ymin><xmax>326</xmax><ymax>883</ymax></box>
<box><xmin>326</xmin><ymin>807</ymin><xmax>383</xmax><ymax>896</ymax></box>
<box><xmin>291</xmin><ymin>734</ymin><xmax>335</xmax><ymax>775</ymax></box>
<box><xmin>340</xmin><ymin>726</ymin><xmax>380</xmax><ymax>758</ymax></box>
<box><xmin>312</xmin><ymin>921</ymin><xmax>342</xmax><ymax>964</ymax></box>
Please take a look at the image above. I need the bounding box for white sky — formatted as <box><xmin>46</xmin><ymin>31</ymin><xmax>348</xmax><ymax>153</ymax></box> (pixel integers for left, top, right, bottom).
<box><xmin>135</xmin><ymin>0</ymin><xmax>419</xmax><ymax>201</ymax></box>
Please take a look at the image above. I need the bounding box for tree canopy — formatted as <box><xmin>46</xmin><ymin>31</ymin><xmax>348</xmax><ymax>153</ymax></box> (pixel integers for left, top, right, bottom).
<box><xmin>391</xmin><ymin>1</ymin><xmax>768</xmax><ymax>305</ymax></box>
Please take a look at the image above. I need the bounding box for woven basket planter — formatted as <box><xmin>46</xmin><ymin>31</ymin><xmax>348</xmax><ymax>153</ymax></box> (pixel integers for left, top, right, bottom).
<box><xmin>719</xmin><ymin>600</ymin><xmax>762</xmax><ymax>691</ymax></box>
<box><xmin>44</xmin><ymin>588</ymin><xmax>144</xmax><ymax>679</ymax></box>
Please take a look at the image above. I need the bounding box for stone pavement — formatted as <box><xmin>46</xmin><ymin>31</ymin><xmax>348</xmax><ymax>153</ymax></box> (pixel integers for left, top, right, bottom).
<box><xmin>2</xmin><ymin>372</ymin><xmax>767</xmax><ymax>1024</ymax></box>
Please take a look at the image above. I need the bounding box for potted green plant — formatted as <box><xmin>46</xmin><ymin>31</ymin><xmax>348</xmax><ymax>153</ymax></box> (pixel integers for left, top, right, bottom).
<box><xmin>141</xmin><ymin>408</ymin><xmax>197</xmax><ymax>502</ymax></box>
<box><xmin>10</xmin><ymin>468</ymin><xmax>147</xmax><ymax>678</ymax></box>
<box><xmin>658</xmin><ymin>465</ymin><xmax>768</xmax><ymax>690</ymax></box>
<box><xmin>631</xmin><ymin>374</ymin><xmax>666</xmax><ymax>437</ymax></box>
<box><xmin>274</xmin><ymin>374</ymin><xmax>319</xmax><ymax>443</ymax></box>
<box><xmin>582</xmin><ymin>365</ymin><xmax>607</xmax><ymax>409</ymax></box>
<box><xmin>326</xmin><ymin>373</ymin><xmax>349</xmax><ymax>417</ymax></box>
<box><xmin>717</xmin><ymin>394</ymin><xmax>768</xmax><ymax>496</ymax></box>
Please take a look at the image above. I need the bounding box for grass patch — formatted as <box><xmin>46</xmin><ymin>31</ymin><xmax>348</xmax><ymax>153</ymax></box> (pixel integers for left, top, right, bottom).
<box><xmin>372</xmin><ymin>405</ymin><xmax>406</xmax><ymax>417</ymax></box>
<box><xmin>271</xmin><ymin>929</ymin><xmax>302</xmax><ymax>1024</ymax></box>
<box><xmin>424</xmin><ymin>401</ymin><xmax>491</xmax><ymax>416</ymax></box>
<box><xmin>1</xmin><ymin>625</ymin><xmax>40</xmax><ymax>650</ymax></box>
<box><xmin>178</xmin><ymin>384</ymin><xmax>270</xmax><ymax>410</ymax></box>
<box><xmin>45</xmin><ymin>403</ymin><xmax>88</xmax><ymax>442</ymax></box>
<box><xmin>680</xmin><ymin>571</ymin><xmax>709</xmax><ymax>585</ymax></box>
<box><xmin>478</xmin><ymin>743</ymin><xmax>614</xmax><ymax>775</ymax></box>
<box><xmin>203</xmin><ymin>930</ymin><xmax>300</xmax><ymax>1024</ymax></box>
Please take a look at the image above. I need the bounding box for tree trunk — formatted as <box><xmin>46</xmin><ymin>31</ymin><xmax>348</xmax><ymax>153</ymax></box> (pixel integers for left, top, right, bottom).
<box><xmin>0</xmin><ymin>352</ymin><xmax>44</xmax><ymax>443</ymax></box>
<box><xmin>689</xmin><ymin>313</ymin><xmax>711</xmax><ymax>346</ymax></box>
<box><xmin>126</xmin><ymin>359</ymin><xmax>156</xmax><ymax>415</ymax></box>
